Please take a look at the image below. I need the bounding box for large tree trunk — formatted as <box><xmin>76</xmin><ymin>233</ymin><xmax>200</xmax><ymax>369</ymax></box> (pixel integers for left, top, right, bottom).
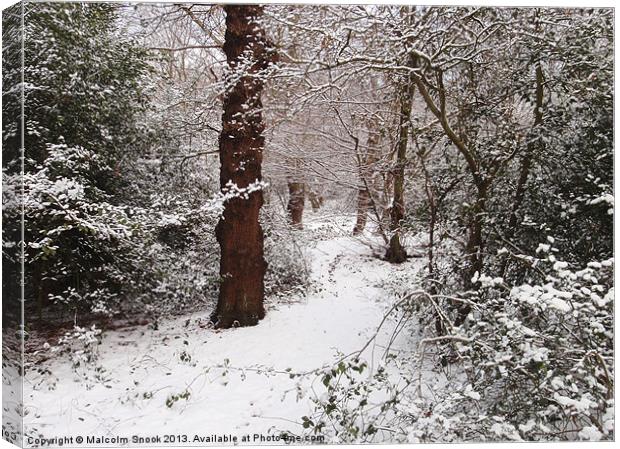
<box><xmin>287</xmin><ymin>180</ymin><xmax>305</xmax><ymax>229</ymax></box>
<box><xmin>385</xmin><ymin>72</ymin><xmax>415</xmax><ymax>263</ymax></box>
<box><xmin>211</xmin><ymin>5</ymin><xmax>273</xmax><ymax>329</ymax></box>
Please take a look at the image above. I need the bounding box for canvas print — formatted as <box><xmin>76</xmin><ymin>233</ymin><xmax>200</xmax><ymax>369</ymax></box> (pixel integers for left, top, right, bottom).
<box><xmin>1</xmin><ymin>1</ymin><xmax>614</xmax><ymax>446</ymax></box>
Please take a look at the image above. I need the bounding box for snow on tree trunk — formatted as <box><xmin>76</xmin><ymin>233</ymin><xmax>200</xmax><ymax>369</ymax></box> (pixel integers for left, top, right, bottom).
<box><xmin>385</xmin><ymin>72</ymin><xmax>415</xmax><ymax>264</ymax></box>
<box><xmin>212</xmin><ymin>5</ymin><xmax>274</xmax><ymax>329</ymax></box>
<box><xmin>353</xmin><ymin>127</ymin><xmax>380</xmax><ymax>236</ymax></box>
<box><xmin>352</xmin><ymin>189</ymin><xmax>370</xmax><ymax>236</ymax></box>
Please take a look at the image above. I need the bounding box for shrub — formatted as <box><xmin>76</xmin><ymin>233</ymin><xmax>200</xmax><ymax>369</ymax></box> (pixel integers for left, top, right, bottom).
<box><xmin>306</xmin><ymin>244</ymin><xmax>613</xmax><ymax>442</ymax></box>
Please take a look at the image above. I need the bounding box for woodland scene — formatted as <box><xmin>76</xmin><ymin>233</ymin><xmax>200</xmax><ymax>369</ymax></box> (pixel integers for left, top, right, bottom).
<box><xmin>1</xmin><ymin>1</ymin><xmax>614</xmax><ymax>444</ymax></box>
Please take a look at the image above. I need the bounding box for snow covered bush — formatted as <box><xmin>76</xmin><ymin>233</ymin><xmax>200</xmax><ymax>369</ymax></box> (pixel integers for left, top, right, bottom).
<box><xmin>262</xmin><ymin>207</ymin><xmax>311</xmax><ymax>302</ymax></box>
<box><xmin>2</xmin><ymin>1</ymin><xmax>155</xmax><ymax>326</ymax></box>
<box><xmin>307</xmin><ymin>242</ymin><xmax>613</xmax><ymax>442</ymax></box>
<box><xmin>48</xmin><ymin>325</ymin><xmax>107</xmax><ymax>389</ymax></box>
<box><xmin>127</xmin><ymin>204</ymin><xmax>221</xmax><ymax>318</ymax></box>
<box><xmin>452</xmin><ymin>249</ymin><xmax>614</xmax><ymax>440</ymax></box>
<box><xmin>3</xmin><ymin>143</ymin><xmax>139</xmax><ymax>319</ymax></box>
<box><xmin>303</xmin><ymin>356</ymin><xmax>412</xmax><ymax>443</ymax></box>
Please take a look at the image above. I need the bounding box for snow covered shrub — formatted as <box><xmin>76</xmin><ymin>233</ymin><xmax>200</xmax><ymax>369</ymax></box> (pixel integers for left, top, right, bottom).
<box><xmin>117</xmin><ymin>158</ymin><xmax>230</xmax><ymax>318</ymax></box>
<box><xmin>451</xmin><ymin>249</ymin><xmax>614</xmax><ymax>440</ymax></box>
<box><xmin>126</xmin><ymin>206</ymin><xmax>221</xmax><ymax>318</ymax></box>
<box><xmin>307</xmin><ymin>243</ymin><xmax>613</xmax><ymax>442</ymax></box>
<box><xmin>2</xmin><ymin>1</ymin><xmax>155</xmax><ymax>327</ymax></box>
<box><xmin>5</xmin><ymin>146</ymin><xmax>222</xmax><ymax>324</ymax></box>
<box><xmin>3</xmin><ymin>144</ymin><xmax>140</xmax><ymax>319</ymax></box>
<box><xmin>416</xmin><ymin>247</ymin><xmax>614</xmax><ymax>441</ymax></box>
<box><xmin>262</xmin><ymin>207</ymin><xmax>311</xmax><ymax>302</ymax></box>
<box><xmin>48</xmin><ymin>325</ymin><xmax>108</xmax><ymax>389</ymax></box>
<box><xmin>3</xmin><ymin>3</ymin><xmax>150</xmax><ymax>324</ymax></box>
<box><xmin>16</xmin><ymin>2</ymin><xmax>153</xmax><ymax>167</ymax></box>
<box><xmin>303</xmin><ymin>357</ymin><xmax>414</xmax><ymax>443</ymax></box>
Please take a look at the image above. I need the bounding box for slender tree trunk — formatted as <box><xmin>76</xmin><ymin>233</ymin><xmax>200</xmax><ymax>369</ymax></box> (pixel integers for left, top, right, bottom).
<box><xmin>509</xmin><ymin>64</ymin><xmax>544</xmax><ymax>232</ymax></box>
<box><xmin>211</xmin><ymin>5</ymin><xmax>273</xmax><ymax>329</ymax></box>
<box><xmin>500</xmin><ymin>63</ymin><xmax>545</xmax><ymax>276</ymax></box>
<box><xmin>419</xmin><ymin>155</ymin><xmax>436</xmax><ymax>279</ymax></box>
<box><xmin>381</xmin><ymin>171</ymin><xmax>393</xmax><ymax>225</ymax></box>
<box><xmin>385</xmin><ymin>70</ymin><xmax>415</xmax><ymax>263</ymax></box>
<box><xmin>454</xmin><ymin>183</ymin><xmax>488</xmax><ymax>326</ymax></box>
<box><xmin>353</xmin><ymin>189</ymin><xmax>370</xmax><ymax>235</ymax></box>
<box><xmin>353</xmin><ymin>128</ymin><xmax>380</xmax><ymax>235</ymax></box>
<box><xmin>281</xmin><ymin>40</ymin><xmax>307</xmax><ymax>229</ymax></box>
<box><xmin>287</xmin><ymin>180</ymin><xmax>305</xmax><ymax>229</ymax></box>
<box><xmin>464</xmin><ymin>184</ymin><xmax>487</xmax><ymax>289</ymax></box>
<box><xmin>308</xmin><ymin>190</ymin><xmax>323</xmax><ymax>211</ymax></box>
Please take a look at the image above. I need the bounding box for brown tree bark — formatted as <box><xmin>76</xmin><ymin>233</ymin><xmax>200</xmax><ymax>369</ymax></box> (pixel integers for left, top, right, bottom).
<box><xmin>211</xmin><ymin>5</ymin><xmax>274</xmax><ymax>329</ymax></box>
<box><xmin>287</xmin><ymin>180</ymin><xmax>305</xmax><ymax>229</ymax></box>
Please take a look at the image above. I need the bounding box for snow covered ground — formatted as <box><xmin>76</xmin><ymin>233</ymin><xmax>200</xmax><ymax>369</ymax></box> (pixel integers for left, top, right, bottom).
<box><xmin>24</xmin><ymin>215</ymin><xmax>426</xmax><ymax>446</ymax></box>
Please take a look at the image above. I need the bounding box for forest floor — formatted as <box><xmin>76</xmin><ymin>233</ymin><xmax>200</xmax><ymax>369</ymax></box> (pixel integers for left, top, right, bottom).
<box><xmin>24</xmin><ymin>213</ymin><xmax>427</xmax><ymax>444</ymax></box>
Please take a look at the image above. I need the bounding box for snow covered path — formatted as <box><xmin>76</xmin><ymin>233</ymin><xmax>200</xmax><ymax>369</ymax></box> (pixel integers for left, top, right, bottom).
<box><xmin>25</xmin><ymin>218</ymin><xmax>424</xmax><ymax>444</ymax></box>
